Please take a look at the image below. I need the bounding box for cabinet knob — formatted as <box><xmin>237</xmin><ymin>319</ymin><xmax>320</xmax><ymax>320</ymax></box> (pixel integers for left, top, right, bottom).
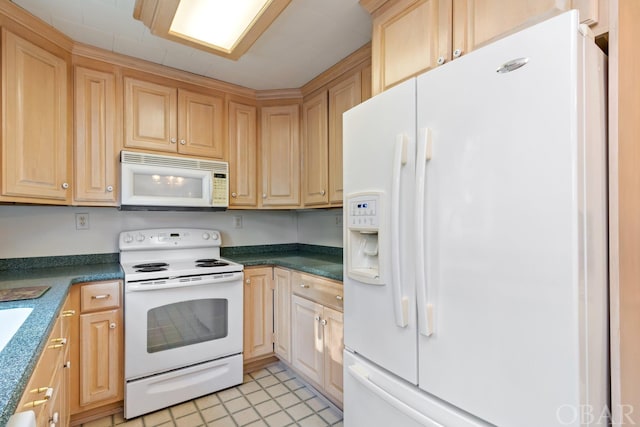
<box><xmin>300</xmin><ymin>283</ymin><xmax>310</xmax><ymax>289</ymax></box>
<box><xmin>262</xmin><ymin>193</ymin><xmax>267</xmax><ymax>199</ymax></box>
<box><xmin>320</xmin><ymin>319</ymin><xmax>327</xmax><ymax>326</ymax></box>
<box><xmin>63</xmin><ymin>360</ymin><xmax>71</xmax><ymax>369</ymax></box>
<box><xmin>61</xmin><ymin>182</ymin><xmax>69</xmax><ymax>189</ymax></box>
<box><xmin>170</xmin><ymin>137</ymin><xmax>177</xmax><ymax>144</ymax></box>
<box><xmin>106</xmin><ymin>185</ymin><xmax>114</xmax><ymax>192</ymax></box>
<box><xmin>320</xmin><ymin>189</ymin><xmax>326</xmax><ymax>196</ymax></box>
<box><xmin>180</xmin><ymin>139</ymin><xmax>186</xmax><ymax>145</ymax></box>
<box><xmin>50</xmin><ymin>411</ymin><xmax>59</xmax><ymax>424</ymax></box>
<box><xmin>109</xmin><ymin>322</ymin><xmax>117</xmax><ymax>329</ymax></box>
<box><xmin>246</xmin><ymin>279</ymin><xmax>251</xmax><ymax>284</ymax></box>
<box><xmin>336</xmin><ymin>295</ymin><xmax>343</xmax><ymax>301</ymax></box>
<box><xmin>437</xmin><ymin>56</ymin><xmax>446</xmax><ymax>65</ymax></box>
<box><xmin>231</xmin><ymin>192</ymin><xmax>237</xmax><ymax>198</ymax></box>
<box><xmin>314</xmin><ymin>315</ymin><xmax>320</xmax><ymax>322</ymax></box>
<box><xmin>453</xmin><ymin>48</ymin><xmax>462</xmax><ymax>58</ymax></box>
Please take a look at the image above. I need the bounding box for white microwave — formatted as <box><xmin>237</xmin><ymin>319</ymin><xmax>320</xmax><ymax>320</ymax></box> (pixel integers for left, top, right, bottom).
<box><xmin>120</xmin><ymin>151</ymin><xmax>229</xmax><ymax>211</ymax></box>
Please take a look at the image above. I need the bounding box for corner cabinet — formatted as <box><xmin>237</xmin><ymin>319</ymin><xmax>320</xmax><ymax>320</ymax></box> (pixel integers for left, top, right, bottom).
<box><xmin>73</xmin><ymin>64</ymin><xmax>120</xmax><ymax>206</ymax></box>
<box><xmin>368</xmin><ymin>0</ymin><xmax>608</xmax><ymax>95</ymax></box>
<box><xmin>228</xmin><ymin>100</ymin><xmax>258</xmax><ymax>208</ymax></box>
<box><xmin>124</xmin><ymin>77</ymin><xmax>225</xmax><ymax>159</ymax></box>
<box><xmin>69</xmin><ymin>280</ymin><xmax>123</xmax><ymax>419</ymax></box>
<box><xmin>259</xmin><ymin>104</ymin><xmax>301</xmax><ymax>208</ymax></box>
<box><xmin>1</xmin><ymin>28</ymin><xmax>71</xmax><ymax>204</ymax></box>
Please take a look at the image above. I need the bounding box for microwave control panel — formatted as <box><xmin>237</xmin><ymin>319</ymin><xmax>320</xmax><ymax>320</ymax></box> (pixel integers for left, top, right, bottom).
<box><xmin>212</xmin><ymin>173</ymin><xmax>228</xmax><ymax>206</ymax></box>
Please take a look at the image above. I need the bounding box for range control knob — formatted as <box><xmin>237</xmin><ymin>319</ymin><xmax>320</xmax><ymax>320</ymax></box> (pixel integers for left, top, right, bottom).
<box><xmin>211</xmin><ymin>232</ymin><xmax>220</xmax><ymax>240</ymax></box>
<box><xmin>136</xmin><ymin>234</ymin><xmax>145</xmax><ymax>242</ymax></box>
<box><xmin>123</xmin><ymin>234</ymin><xmax>133</xmax><ymax>243</ymax></box>
<box><xmin>202</xmin><ymin>233</ymin><xmax>210</xmax><ymax>240</ymax></box>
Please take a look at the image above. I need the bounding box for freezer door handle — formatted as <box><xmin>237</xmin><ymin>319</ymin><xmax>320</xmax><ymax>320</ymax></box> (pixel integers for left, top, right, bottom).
<box><xmin>391</xmin><ymin>134</ymin><xmax>409</xmax><ymax>328</ymax></box>
<box><xmin>416</xmin><ymin>128</ymin><xmax>434</xmax><ymax>337</ymax></box>
<box><xmin>347</xmin><ymin>363</ymin><xmax>444</xmax><ymax>427</ymax></box>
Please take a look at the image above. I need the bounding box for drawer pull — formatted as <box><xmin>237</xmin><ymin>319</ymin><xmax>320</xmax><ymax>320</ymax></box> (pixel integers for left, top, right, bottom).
<box><xmin>300</xmin><ymin>284</ymin><xmax>310</xmax><ymax>289</ymax></box>
<box><xmin>61</xmin><ymin>310</ymin><xmax>75</xmax><ymax>317</ymax></box>
<box><xmin>24</xmin><ymin>387</ymin><xmax>53</xmax><ymax>408</ymax></box>
<box><xmin>336</xmin><ymin>295</ymin><xmax>343</xmax><ymax>301</ymax></box>
<box><xmin>48</xmin><ymin>338</ymin><xmax>67</xmax><ymax>349</ymax></box>
<box><xmin>91</xmin><ymin>294</ymin><xmax>110</xmax><ymax>300</ymax></box>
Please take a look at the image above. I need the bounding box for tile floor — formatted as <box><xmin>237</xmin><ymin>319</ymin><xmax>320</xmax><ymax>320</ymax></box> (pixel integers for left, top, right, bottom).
<box><xmin>81</xmin><ymin>362</ymin><xmax>343</xmax><ymax>427</ymax></box>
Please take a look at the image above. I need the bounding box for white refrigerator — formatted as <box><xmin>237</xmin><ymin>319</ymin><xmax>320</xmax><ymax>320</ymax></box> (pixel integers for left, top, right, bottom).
<box><xmin>342</xmin><ymin>10</ymin><xmax>608</xmax><ymax>427</ymax></box>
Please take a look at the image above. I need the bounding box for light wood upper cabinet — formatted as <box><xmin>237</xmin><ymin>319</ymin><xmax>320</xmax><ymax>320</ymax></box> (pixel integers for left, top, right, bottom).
<box><xmin>328</xmin><ymin>73</ymin><xmax>361</xmax><ymax>204</ymax></box>
<box><xmin>369</xmin><ymin>0</ymin><xmax>608</xmax><ymax>95</ymax></box>
<box><xmin>260</xmin><ymin>104</ymin><xmax>301</xmax><ymax>208</ymax></box>
<box><xmin>273</xmin><ymin>267</ymin><xmax>292</xmax><ymax>363</ymax></box>
<box><xmin>124</xmin><ymin>77</ymin><xmax>225</xmax><ymax>159</ymax></box>
<box><xmin>244</xmin><ymin>267</ymin><xmax>275</xmax><ymax>361</ymax></box>
<box><xmin>228</xmin><ymin>101</ymin><xmax>258</xmax><ymax>207</ymax></box>
<box><xmin>177</xmin><ymin>89</ymin><xmax>224</xmax><ymax>158</ymax></box>
<box><xmin>74</xmin><ymin>65</ymin><xmax>120</xmax><ymax>206</ymax></box>
<box><xmin>1</xmin><ymin>28</ymin><xmax>71</xmax><ymax>204</ymax></box>
<box><xmin>302</xmin><ymin>91</ymin><xmax>329</xmax><ymax>206</ymax></box>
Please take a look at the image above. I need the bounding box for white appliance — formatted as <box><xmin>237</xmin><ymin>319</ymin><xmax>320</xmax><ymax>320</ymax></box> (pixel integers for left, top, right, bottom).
<box><xmin>342</xmin><ymin>11</ymin><xmax>608</xmax><ymax>427</ymax></box>
<box><xmin>120</xmin><ymin>228</ymin><xmax>244</xmax><ymax>419</ymax></box>
<box><xmin>120</xmin><ymin>150</ymin><xmax>229</xmax><ymax>210</ymax></box>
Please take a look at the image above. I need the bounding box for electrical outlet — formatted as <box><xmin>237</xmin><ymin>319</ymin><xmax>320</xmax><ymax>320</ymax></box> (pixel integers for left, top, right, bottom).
<box><xmin>233</xmin><ymin>215</ymin><xmax>243</xmax><ymax>229</ymax></box>
<box><xmin>335</xmin><ymin>214</ymin><xmax>343</xmax><ymax>227</ymax></box>
<box><xmin>75</xmin><ymin>213</ymin><xmax>90</xmax><ymax>230</ymax></box>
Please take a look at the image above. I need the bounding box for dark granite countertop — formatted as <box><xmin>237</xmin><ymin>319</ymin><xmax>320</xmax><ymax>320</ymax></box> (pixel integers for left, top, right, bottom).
<box><xmin>0</xmin><ymin>259</ymin><xmax>123</xmax><ymax>426</ymax></box>
<box><xmin>222</xmin><ymin>244</ymin><xmax>343</xmax><ymax>282</ymax></box>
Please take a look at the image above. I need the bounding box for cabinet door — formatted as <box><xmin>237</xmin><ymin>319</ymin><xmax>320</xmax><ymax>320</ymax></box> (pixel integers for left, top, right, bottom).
<box><xmin>371</xmin><ymin>0</ymin><xmax>452</xmax><ymax>95</ymax></box>
<box><xmin>74</xmin><ymin>66</ymin><xmax>119</xmax><ymax>206</ymax></box>
<box><xmin>260</xmin><ymin>104</ymin><xmax>300</xmax><ymax>207</ymax></box>
<box><xmin>273</xmin><ymin>268</ymin><xmax>292</xmax><ymax>363</ymax></box>
<box><xmin>244</xmin><ymin>267</ymin><xmax>274</xmax><ymax>360</ymax></box>
<box><xmin>1</xmin><ymin>28</ymin><xmax>70</xmax><ymax>203</ymax></box>
<box><xmin>124</xmin><ymin>77</ymin><xmax>177</xmax><ymax>152</ymax></box>
<box><xmin>178</xmin><ymin>89</ymin><xmax>224</xmax><ymax>159</ymax></box>
<box><xmin>228</xmin><ymin>101</ymin><xmax>258</xmax><ymax>207</ymax></box>
<box><xmin>79</xmin><ymin>309</ymin><xmax>122</xmax><ymax>406</ymax></box>
<box><xmin>452</xmin><ymin>0</ymin><xmax>558</xmax><ymax>56</ymax></box>
<box><xmin>323</xmin><ymin>307</ymin><xmax>344</xmax><ymax>405</ymax></box>
<box><xmin>328</xmin><ymin>74</ymin><xmax>361</xmax><ymax>205</ymax></box>
<box><xmin>302</xmin><ymin>91</ymin><xmax>329</xmax><ymax>206</ymax></box>
<box><xmin>291</xmin><ymin>295</ymin><xmax>324</xmax><ymax>385</ymax></box>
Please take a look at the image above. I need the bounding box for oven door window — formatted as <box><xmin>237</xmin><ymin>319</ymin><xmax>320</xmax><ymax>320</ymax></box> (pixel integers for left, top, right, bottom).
<box><xmin>147</xmin><ymin>298</ymin><xmax>228</xmax><ymax>353</ymax></box>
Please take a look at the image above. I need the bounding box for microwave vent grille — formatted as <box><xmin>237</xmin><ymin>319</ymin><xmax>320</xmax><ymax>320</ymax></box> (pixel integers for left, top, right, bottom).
<box><xmin>121</xmin><ymin>151</ymin><xmax>228</xmax><ymax>174</ymax></box>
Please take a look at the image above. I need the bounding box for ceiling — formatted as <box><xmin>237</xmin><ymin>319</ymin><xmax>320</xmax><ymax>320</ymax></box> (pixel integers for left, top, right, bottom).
<box><xmin>11</xmin><ymin>0</ymin><xmax>372</xmax><ymax>90</ymax></box>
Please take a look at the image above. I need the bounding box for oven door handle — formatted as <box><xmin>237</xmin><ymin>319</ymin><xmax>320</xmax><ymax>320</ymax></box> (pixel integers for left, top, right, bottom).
<box><xmin>126</xmin><ymin>271</ymin><xmax>244</xmax><ymax>291</ymax></box>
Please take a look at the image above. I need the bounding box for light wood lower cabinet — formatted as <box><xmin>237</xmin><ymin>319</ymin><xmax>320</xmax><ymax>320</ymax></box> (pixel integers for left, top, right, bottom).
<box><xmin>273</xmin><ymin>267</ymin><xmax>292</xmax><ymax>363</ymax></box>
<box><xmin>15</xmin><ymin>296</ymin><xmax>73</xmax><ymax>427</ymax></box>
<box><xmin>290</xmin><ymin>271</ymin><xmax>344</xmax><ymax>407</ymax></box>
<box><xmin>243</xmin><ymin>267</ymin><xmax>275</xmax><ymax>361</ymax></box>
<box><xmin>69</xmin><ymin>280</ymin><xmax>123</xmax><ymax>418</ymax></box>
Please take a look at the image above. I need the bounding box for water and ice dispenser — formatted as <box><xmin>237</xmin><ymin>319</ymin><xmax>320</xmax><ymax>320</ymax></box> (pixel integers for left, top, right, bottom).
<box><xmin>346</xmin><ymin>193</ymin><xmax>382</xmax><ymax>285</ymax></box>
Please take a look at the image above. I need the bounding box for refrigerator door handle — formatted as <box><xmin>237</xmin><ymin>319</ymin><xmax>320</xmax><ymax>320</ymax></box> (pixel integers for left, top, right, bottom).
<box><xmin>416</xmin><ymin>128</ymin><xmax>434</xmax><ymax>337</ymax></box>
<box><xmin>391</xmin><ymin>134</ymin><xmax>409</xmax><ymax>328</ymax></box>
<box><xmin>347</xmin><ymin>363</ymin><xmax>444</xmax><ymax>427</ymax></box>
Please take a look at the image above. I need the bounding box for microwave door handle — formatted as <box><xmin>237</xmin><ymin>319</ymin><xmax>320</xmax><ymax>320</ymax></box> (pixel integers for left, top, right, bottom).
<box><xmin>209</xmin><ymin>172</ymin><xmax>214</xmax><ymax>204</ymax></box>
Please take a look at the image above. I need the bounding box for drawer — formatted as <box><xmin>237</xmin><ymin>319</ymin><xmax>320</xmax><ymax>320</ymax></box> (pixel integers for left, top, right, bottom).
<box><xmin>80</xmin><ymin>281</ymin><xmax>121</xmax><ymax>312</ymax></box>
<box><xmin>291</xmin><ymin>271</ymin><xmax>343</xmax><ymax>312</ymax></box>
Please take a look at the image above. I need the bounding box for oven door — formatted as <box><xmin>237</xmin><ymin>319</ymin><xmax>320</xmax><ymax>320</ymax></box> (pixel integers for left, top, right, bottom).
<box><xmin>124</xmin><ymin>272</ymin><xmax>243</xmax><ymax>380</ymax></box>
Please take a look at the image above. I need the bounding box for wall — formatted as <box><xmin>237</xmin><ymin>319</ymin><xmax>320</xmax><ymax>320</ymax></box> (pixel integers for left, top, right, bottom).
<box><xmin>0</xmin><ymin>205</ymin><xmax>344</xmax><ymax>259</ymax></box>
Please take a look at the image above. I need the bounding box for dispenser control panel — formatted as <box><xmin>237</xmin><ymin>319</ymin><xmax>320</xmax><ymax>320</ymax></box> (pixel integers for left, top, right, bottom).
<box><xmin>348</xmin><ymin>193</ymin><xmax>380</xmax><ymax>229</ymax></box>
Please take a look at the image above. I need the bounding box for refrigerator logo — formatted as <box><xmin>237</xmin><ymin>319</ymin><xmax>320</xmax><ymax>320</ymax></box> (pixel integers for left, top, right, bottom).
<box><xmin>496</xmin><ymin>57</ymin><xmax>529</xmax><ymax>74</ymax></box>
